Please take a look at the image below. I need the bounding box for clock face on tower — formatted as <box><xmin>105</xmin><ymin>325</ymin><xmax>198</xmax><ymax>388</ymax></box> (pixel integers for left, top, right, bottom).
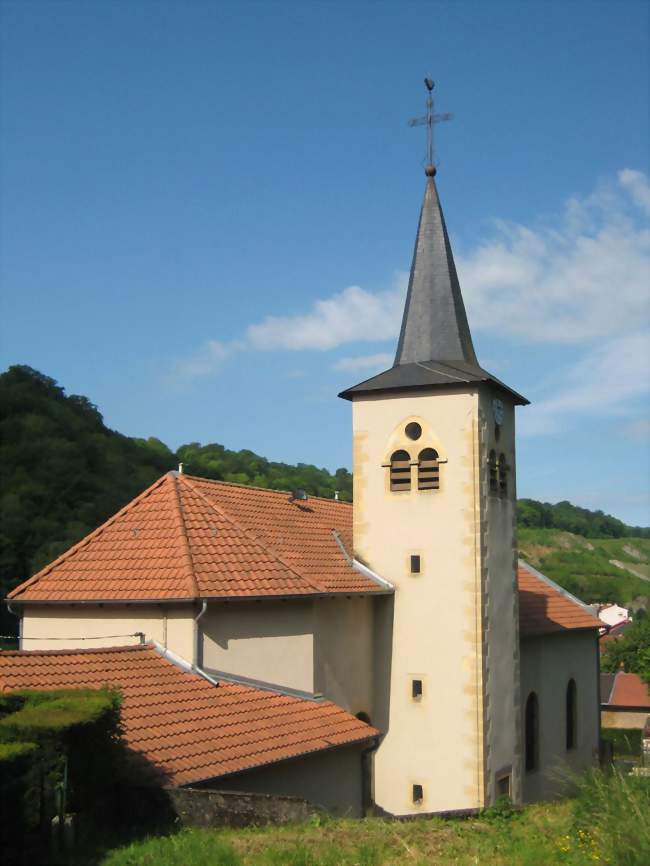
<box><xmin>492</xmin><ymin>399</ymin><xmax>504</xmax><ymax>426</ymax></box>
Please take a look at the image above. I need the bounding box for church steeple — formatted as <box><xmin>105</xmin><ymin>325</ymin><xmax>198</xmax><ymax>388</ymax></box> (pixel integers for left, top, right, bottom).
<box><xmin>394</xmin><ymin>172</ymin><xmax>478</xmax><ymax>367</ymax></box>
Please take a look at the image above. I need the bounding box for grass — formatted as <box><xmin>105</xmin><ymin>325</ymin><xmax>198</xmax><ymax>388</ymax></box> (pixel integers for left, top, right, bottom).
<box><xmin>98</xmin><ymin>771</ymin><xmax>650</xmax><ymax>866</ymax></box>
<box><xmin>518</xmin><ymin>529</ymin><xmax>650</xmax><ymax>607</ymax></box>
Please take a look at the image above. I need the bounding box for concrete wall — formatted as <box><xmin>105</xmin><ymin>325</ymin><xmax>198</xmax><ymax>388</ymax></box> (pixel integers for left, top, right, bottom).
<box><xmin>168</xmin><ymin>787</ymin><xmax>318</xmax><ymax>828</ymax></box>
<box><xmin>353</xmin><ymin>388</ymin><xmax>490</xmax><ymax>815</ymax></box>
<box><xmin>520</xmin><ymin>631</ymin><xmax>599</xmax><ymax>802</ymax></box>
<box><xmin>209</xmin><ymin>745</ymin><xmax>366</xmax><ymax>817</ymax></box>
<box><xmin>201</xmin><ymin>601</ymin><xmax>314</xmax><ymax>692</ymax></box>
<box><xmin>478</xmin><ymin>389</ymin><xmax>522</xmax><ymax>806</ymax></box>
<box><xmin>20</xmin><ymin>604</ymin><xmax>194</xmax><ymax>660</ymax></box>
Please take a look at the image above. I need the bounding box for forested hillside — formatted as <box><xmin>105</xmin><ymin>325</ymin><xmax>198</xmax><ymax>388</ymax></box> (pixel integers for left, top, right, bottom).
<box><xmin>1</xmin><ymin>365</ymin><xmax>647</xmax><ymax>618</ymax></box>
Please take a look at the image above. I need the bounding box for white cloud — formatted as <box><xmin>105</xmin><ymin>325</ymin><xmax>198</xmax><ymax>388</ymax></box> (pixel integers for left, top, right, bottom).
<box><xmin>519</xmin><ymin>331</ymin><xmax>650</xmax><ymax>436</ymax></box>
<box><xmin>246</xmin><ymin>282</ymin><xmax>405</xmax><ymax>351</ymax></box>
<box><xmin>332</xmin><ymin>352</ymin><xmax>394</xmax><ymax>373</ymax></box>
<box><xmin>457</xmin><ymin>170</ymin><xmax>650</xmax><ymax>343</ymax></box>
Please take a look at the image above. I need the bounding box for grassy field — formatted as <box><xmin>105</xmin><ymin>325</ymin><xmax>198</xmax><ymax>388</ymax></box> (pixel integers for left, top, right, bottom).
<box><xmin>97</xmin><ymin>771</ymin><xmax>650</xmax><ymax>866</ymax></box>
<box><xmin>518</xmin><ymin>529</ymin><xmax>650</xmax><ymax>608</ymax></box>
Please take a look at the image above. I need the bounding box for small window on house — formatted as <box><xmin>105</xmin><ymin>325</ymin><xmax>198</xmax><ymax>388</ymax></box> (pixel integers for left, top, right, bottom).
<box><xmin>498</xmin><ymin>453</ymin><xmax>508</xmax><ymax>497</ymax></box>
<box><xmin>390</xmin><ymin>450</ymin><xmax>412</xmax><ymax>492</ymax></box>
<box><xmin>566</xmin><ymin>679</ymin><xmax>577</xmax><ymax>750</ymax></box>
<box><xmin>488</xmin><ymin>450</ymin><xmax>498</xmax><ymax>493</ymax></box>
<box><xmin>412</xmin><ymin>679</ymin><xmax>423</xmax><ymax>699</ymax></box>
<box><xmin>412</xmin><ymin>784</ymin><xmax>423</xmax><ymax>803</ymax></box>
<box><xmin>525</xmin><ymin>692</ymin><xmax>539</xmax><ymax>773</ymax></box>
<box><xmin>410</xmin><ymin>554</ymin><xmax>421</xmax><ymax>574</ymax></box>
<box><xmin>418</xmin><ymin>448</ymin><xmax>439</xmax><ymax>490</ymax></box>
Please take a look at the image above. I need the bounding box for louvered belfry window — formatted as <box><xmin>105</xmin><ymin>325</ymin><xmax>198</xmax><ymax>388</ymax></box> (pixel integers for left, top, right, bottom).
<box><xmin>498</xmin><ymin>453</ymin><xmax>508</xmax><ymax>497</ymax></box>
<box><xmin>489</xmin><ymin>450</ymin><xmax>498</xmax><ymax>493</ymax></box>
<box><xmin>389</xmin><ymin>450</ymin><xmax>412</xmax><ymax>492</ymax></box>
<box><xmin>417</xmin><ymin>448</ymin><xmax>440</xmax><ymax>490</ymax></box>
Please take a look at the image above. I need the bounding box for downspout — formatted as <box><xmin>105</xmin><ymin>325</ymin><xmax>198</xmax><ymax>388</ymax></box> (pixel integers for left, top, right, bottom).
<box><xmin>193</xmin><ymin>600</ymin><xmax>207</xmax><ymax>669</ymax></box>
<box><xmin>7</xmin><ymin>602</ymin><xmax>22</xmax><ymax>650</ymax></box>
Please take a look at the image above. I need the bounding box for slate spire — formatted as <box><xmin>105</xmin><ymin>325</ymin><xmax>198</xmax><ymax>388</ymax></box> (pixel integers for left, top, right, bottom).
<box><xmin>394</xmin><ymin>170</ymin><xmax>478</xmax><ymax>366</ymax></box>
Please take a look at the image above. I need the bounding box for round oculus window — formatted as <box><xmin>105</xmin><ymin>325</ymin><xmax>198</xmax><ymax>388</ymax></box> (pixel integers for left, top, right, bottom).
<box><xmin>405</xmin><ymin>422</ymin><xmax>422</xmax><ymax>440</ymax></box>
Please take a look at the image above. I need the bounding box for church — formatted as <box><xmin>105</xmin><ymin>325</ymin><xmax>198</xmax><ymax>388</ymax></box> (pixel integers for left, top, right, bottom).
<box><xmin>2</xmin><ymin>132</ymin><xmax>602</xmax><ymax>817</ymax></box>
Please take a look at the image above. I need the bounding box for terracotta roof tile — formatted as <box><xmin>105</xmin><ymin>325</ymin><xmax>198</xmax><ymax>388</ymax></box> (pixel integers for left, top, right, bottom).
<box><xmin>9</xmin><ymin>474</ymin><xmax>386</xmax><ymax>602</ymax></box>
<box><xmin>607</xmin><ymin>672</ymin><xmax>650</xmax><ymax>709</ymax></box>
<box><xmin>0</xmin><ymin>645</ymin><xmax>378</xmax><ymax>787</ymax></box>
<box><xmin>518</xmin><ymin>561</ymin><xmax>601</xmax><ymax>637</ymax></box>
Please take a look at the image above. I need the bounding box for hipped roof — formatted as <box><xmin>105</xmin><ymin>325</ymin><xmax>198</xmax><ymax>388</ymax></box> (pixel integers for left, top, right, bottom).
<box><xmin>8</xmin><ymin>473</ymin><xmax>387</xmax><ymax>603</ymax></box>
<box><xmin>517</xmin><ymin>561</ymin><xmax>601</xmax><ymax>636</ymax></box>
<box><xmin>0</xmin><ymin>644</ymin><xmax>378</xmax><ymax>786</ymax></box>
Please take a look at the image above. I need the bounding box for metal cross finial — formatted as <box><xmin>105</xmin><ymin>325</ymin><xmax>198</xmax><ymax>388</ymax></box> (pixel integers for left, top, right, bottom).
<box><xmin>408</xmin><ymin>78</ymin><xmax>452</xmax><ymax>176</ymax></box>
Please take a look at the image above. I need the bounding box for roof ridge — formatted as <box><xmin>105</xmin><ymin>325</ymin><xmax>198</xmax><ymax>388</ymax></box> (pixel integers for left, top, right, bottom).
<box><xmin>7</xmin><ymin>475</ymin><xmax>171</xmax><ymax>600</ymax></box>
<box><xmin>518</xmin><ymin>559</ymin><xmax>600</xmax><ymax>623</ymax></box>
<box><xmin>179</xmin><ymin>476</ymin><xmax>327</xmax><ymax>594</ymax></box>
<box><xmin>169</xmin><ymin>474</ymin><xmax>200</xmax><ymax>598</ymax></box>
<box><xmin>182</xmin><ymin>474</ymin><xmax>352</xmax><ymax>507</ymax></box>
<box><xmin>0</xmin><ymin>644</ymin><xmax>153</xmax><ymax>658</ymax></box>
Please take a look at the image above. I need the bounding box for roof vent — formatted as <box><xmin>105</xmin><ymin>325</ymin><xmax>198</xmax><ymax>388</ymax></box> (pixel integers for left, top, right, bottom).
<box><xmin>288</xmin><ymin>489</ymin><xmax>308</xmax><ymax>503</ymax></box>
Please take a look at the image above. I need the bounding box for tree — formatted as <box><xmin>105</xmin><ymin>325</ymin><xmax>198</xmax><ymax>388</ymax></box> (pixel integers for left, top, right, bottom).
<box><xmin>601</xmin><ymin>618</ymin><xmax>650</xmax><ymax>686</ymax></box>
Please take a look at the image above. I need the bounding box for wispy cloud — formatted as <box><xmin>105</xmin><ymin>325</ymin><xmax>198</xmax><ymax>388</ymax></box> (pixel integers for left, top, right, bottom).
<box><xmin>168</xmin><ymin>169</ymin><xmax>650</xmax><ymax>407</ymax></box>
<box><xmin>519</xmin><ymin>332</ymin><xmax>650</xmax><ymax>436</ymax></box>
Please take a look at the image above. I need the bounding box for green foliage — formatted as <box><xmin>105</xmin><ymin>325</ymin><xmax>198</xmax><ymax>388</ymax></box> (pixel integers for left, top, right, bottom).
<box><xmin>601</xmin><ymin>618</ymin><xmax>650</xmax><ymax>685</ymax></box>
<box><xmin>0</xmin><ymin>740</ymin><xmax>38</xmax><ymax>762</ymax></box>
<box><xmin>97</xmin><ymin>772</ymin><xmax>650</xmax><ymax>866</ymax></box>
<box><xmin>518</xmin><ymin>528</ymin><xmax>650</xmax><ymax>607</ymax></box>
<box><xmin>517</xmin><ymin>498</ymin><xmax>650</xmax><ymax>539</ymax></box>
<box><xmin>600</xmin><ymin>728</ymin><xmax>643</xmax><ymax>758</ymax></box>
<box><xmin>0</xmin><ymin>688</ymin><xmax>121</xmax><ymax>735</ymax></box>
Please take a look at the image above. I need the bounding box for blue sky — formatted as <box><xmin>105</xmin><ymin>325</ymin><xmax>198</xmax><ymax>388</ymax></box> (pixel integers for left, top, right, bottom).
<box><xmin>1</xmin><ymin>0</ymin><xmax>649</xmax><ymax>525</ymax></box>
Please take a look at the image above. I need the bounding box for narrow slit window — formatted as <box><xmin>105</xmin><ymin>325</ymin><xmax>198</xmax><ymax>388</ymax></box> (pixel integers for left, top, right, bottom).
<box><xmin>418</xmin><ymin>448</ymin><xmax>440</xmax><ymax>490</ymax></box>
<box><xmin>412</xmin><ymin>679</ymin><xmax>423</xmax><ymax>699</ymax></box>
<box><xmin>410</xmin><ymin>555</ymin><xmax>421</xmax><ymax>574</ymax></box>
<box><xmin>498</xmin><ymin>454</ymin><xmax>508</xmax><ymax>497</ymax></box>
<box><xmin>525</xmin><ymin>692</ymin><xmax>539</xmax><ymax>773</ymax></box>
<box><xmin>566</xmin><ymin>679</ymin><xmax>577</xmax><ymax>750</ymax></box>
<box><xmin>412</xmin><ymin>784</ymin><xmax>423</xmax><ymax>803</ymax></box>
<box><xmin>389</xmin><ymin>450</ymin><xmax>412</xmax><ymax>492</ymax></box>
<box><xmin>489</xmin><ymin>450</ymin><xmax>498</xmax><ymax>493</ymax></box>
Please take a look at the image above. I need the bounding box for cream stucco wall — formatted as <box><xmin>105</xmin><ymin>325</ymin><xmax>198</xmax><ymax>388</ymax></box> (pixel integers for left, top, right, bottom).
<box><xmin>21</xmin><ymin>604</ymin><xmax>195</xmax><ymax>661</ymax></box>
<box><xmin>352</xmin><ymin>386</ymin><xmax>520</xmax><ymax>816</ymax></box>
<box><xmin>200</xmin><ymin>597</ymin><xmax>375</xmax><ymax>710</ymax></box>
<box><xmin>601</xmin><ymin>710</ymin><xmax>649</xmax><ymax>730</ymax></box>
<box><xmin>201</xmin><ymin>601</ymin><xmax>315</xmax><ymax>693</ymax></box>
<box><xmin>520</xmin><ymin>631</ymin><xmax>599</xmax><ymax>803</ymax></box>
<box><xmin>313</xmin><ymin>596</ymin><xmax>374</xmax><ymax>715</ymax></box>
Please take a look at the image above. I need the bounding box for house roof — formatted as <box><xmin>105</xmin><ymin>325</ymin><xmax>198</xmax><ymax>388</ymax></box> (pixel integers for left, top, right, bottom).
<box><xmin>0</xmin><ymin>644</ymin><xmax>378</xmax><ymax>787</ymax></box>
<box><xmin>8</xmin><ymin>473</ymin><xmax>388</xmax><ymax>603</ymax></box>
<box><xmin>603</xmin><ymin>671</ymin><xmax>650</xmax><ymax>710</ymax></box>
<box><xmin>600</xmin><ymin>672</ymin><xmax>616</xmax><ymax>704</ymax></box>
<box><xmin>517</xmin><ymin>561</ymin><xmax>601</xmax><ymax>637</ymax></box>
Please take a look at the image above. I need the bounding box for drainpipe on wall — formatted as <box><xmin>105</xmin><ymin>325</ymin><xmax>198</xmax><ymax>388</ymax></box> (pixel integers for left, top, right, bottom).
<box><xmin>193</xmin><ymin>600</ymin><xmax>207</xmax><ymax>669</ymax></box>
<box><xmin>6</xmin><ymin>602</ymin><xmax>22</xmax><ymax>650</ymax></box>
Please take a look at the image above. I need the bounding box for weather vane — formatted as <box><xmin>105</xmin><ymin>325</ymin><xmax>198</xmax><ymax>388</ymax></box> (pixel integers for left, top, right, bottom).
<box><xmin>408</xmin><ymin>78</ymin><xmax>452</xmax><ymax>176</ymax></box>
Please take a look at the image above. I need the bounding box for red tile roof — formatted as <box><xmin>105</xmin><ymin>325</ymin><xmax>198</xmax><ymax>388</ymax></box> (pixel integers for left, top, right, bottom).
<box><xmin>9</xmin><ymin>474</ymin><xmax>386</xmax><ymax>602</ymax></box>
<box><xmin>0</xmin><ymin>644</ymin><xmax>378</xmax><ymax>787</ymax></box>
<box><xmin>606</xmin><ymin>672</ymin><xmax>650</xmax><ymax>710</ymax></box>
<box><xmin>518</xmin><ymin>562</ymin><xmax>601</xmax><ymax>637</ymax></box>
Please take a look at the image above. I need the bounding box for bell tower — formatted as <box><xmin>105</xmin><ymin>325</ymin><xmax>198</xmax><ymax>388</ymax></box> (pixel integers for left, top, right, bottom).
<box><xmin>339</xmin><ymin>82</ymin><xmax>529</xmax><ymax>816</ymax></box>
